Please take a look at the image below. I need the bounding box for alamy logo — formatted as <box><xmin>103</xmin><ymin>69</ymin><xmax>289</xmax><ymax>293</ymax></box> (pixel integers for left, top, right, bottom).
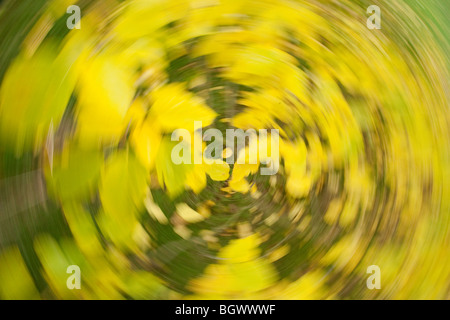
<box><xmin>171</xmin><ymin>121</ymin><xmax>280</xmax><ymax>176</ymax></box>
<box><xmin>66</xmin><ymin>5</ymin><xmax>81</xmax><ymax>30</ymax></box>
<box><xmin>366</xmin><ymin>265</ymin><xmax>381</xmax><ymax>289</ymax></box>
<box><xmin>367</xmin><ymin>5</ymin><xmax>381</xmax><ymax>29</ymax></box>
<box><xmin>66</xmin><ymin>265</ymin><xmax>81</xmax><ymax>290</ymax></box>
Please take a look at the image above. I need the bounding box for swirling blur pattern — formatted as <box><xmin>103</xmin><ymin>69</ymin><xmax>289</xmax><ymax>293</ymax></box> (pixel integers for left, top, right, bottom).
<box><xmin>0</xmin><ymin>0</ymin><xmax>448</xmax><ymax>300</ymax></box>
